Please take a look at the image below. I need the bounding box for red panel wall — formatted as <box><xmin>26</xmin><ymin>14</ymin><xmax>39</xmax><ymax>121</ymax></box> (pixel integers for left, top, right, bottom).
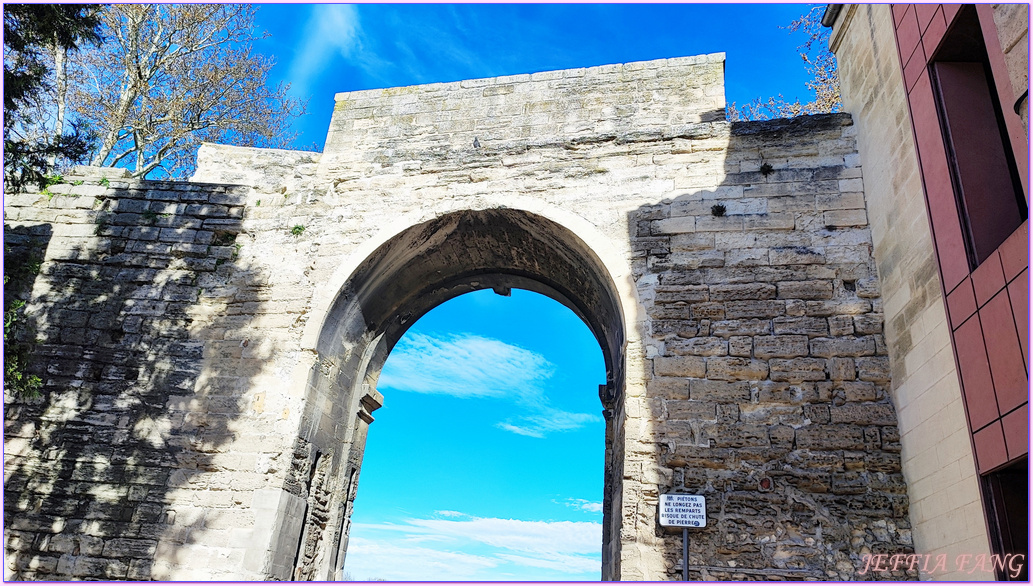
<box><xmin>892</xmin><ymin>4</ymin><xmax>1029</xmax><ymax>474</ymax></box>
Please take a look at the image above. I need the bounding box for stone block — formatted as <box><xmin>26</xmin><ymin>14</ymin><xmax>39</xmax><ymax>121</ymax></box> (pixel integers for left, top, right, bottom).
<box><xmin>835</xmin><ymin>381</ymin><xmax>876</xmax><ymax>402</ymax></box>
<box><xmin>769</xmin><ymin>246</ymin><xmax>826</xmax><ymax>265</ymax></box>
<box><xmin>102</xmin><ymin>538</ymin><xmax>157</xmax><ymax>559</ymax></box>
<box><xmin>709</xmin><ymin>283</ymin><xmax>776</xmax><ymax>301</ymax></box>
<box><xmin>769</xmin><ymin>358</ymin><xmax>827</xmax><ymax>382</ymax></box>
<box><xmin>743</xmin><ymin>213</ymin><xmax>794</xmax><ymax>230</ymax></box>
<box><xmin>689</xmin><ymin>302</ymin><xmax>726</xmax><ymax>320</ymax></box>
<box><xmin>777</xmin><ymin>280</ymin><xmax>834</xmax><ymax>300</ymax></box>
<box><xmin>653</xmin><ymin>356</ymin><xmax>706</xmax><ymax>378</ymax></box>
<box><xmin>654</xmin><ymin>286</ymin><xmax>709</xmax><ymax>304</ymax></box>
<box><xmin>647</xmin><ymin>377</ymin><xmax>690</xmax><ymax>400</ymax></box>
<box><xmin>796</xmin><ymin>425</ymin><xmax>865</xmax><ymax>450</ymax></box>
<box><xmin>706</xmin><ymin>357</ymin><xmax>768</xmax><ymax>381</ymax></box>
<box><xmin>804</xmin><ymin>404</ymin><xmax>831</xmax><ymax>424</ymax></box>
<box><xmin>724</xmin><ymin>300</ymin><xmax>785</xmax><ymax>319</ymax></box>
<box><xmin>710</xmin><ymin>319</ymin><xmax>771</xmax><ymax>337</ymax></box>
<box><xmin>728</xmin><ymin>336</ymin><xmax>752</xmax><ymax>357</ymax></box>
<box><xmin>804</xmin><ymin>299</ymin><xmax>872</xmax><ymax>317</ymax></box>
<box><xmin>827</xmin><ymin>315</ymin><xmax>854</xmax><ymax>336</ymax></box>
<box><xmin>808</xmin><ymin>336</ymin><xmax>875</xmax><ymax>357</ymax></box>
<box><xmin>709</xmin><ymin>423</ymin><xmax>770</xmax><ymax>448</ymax></box>
<box><xmin>667</xmin><ymin>400</ymin><xmax>717</xmax><ymax>420</ymax></box>
<box><xmin>856</xmin><ymin>357</ymin><xmax>891</xmax><ymax>382</ymax></box>
<box><xmin>689</xmin><ymin>379</ymin><xmax>750</xmax><ymax>402</ymax></box>
<box><xmin>753</xmin><ymin>335</ymin><xmax>809</xmax><ymax>358</ymax></box>
<box><xmin>653</xmin><ymin>217</ymin><xmax>696</xmax><ymax>234</ymax></box>
<box><xmin>724</xmin><ymin>247</ymin><xmax>770</xmax><ymax>266</ymax></box>
<box><xmin>816</xmin><ymin>192</ymin><xmax>865</xmax><ymax>210</ymax></box>
<box><xmin>772</xmin><ymin>316</ymin><xmax>828</xmax><ymax>337</ymax></box>
<box><xmin>853</xmin><ymin>314</ymin><xmax>883</xmax><ymax>334</ymax></box>
<box><xmin>667</xmin><ymin>336</ymin><xmax>727</xmax><ymax>356</ymax></box>
<box><xmin>651</xmin><ymin>319</ymin><xmax>704</xmax><ymax>338</ymax></box>
<box><xmin>829</xmin><ymin>403</ymin><xmax>898</xmax><ymax>426</ymax></box>
<box><xmin>823</xmin><ymin>209</ymin><xmax>867</xmax><ymax>227</ymax></box>
<box><xmin>826</xmin><ymin>358</ymin><xmax>856</xmax><ymax>381</ymax></box>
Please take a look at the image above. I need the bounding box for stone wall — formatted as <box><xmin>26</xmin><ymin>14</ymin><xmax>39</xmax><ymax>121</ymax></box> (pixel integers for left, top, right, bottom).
<box><xmin>991</xmin><ymin>3</ymin><xmax>1029</xmax><ymax>132</ymax></box>
<box><xmin>3</xmin><ymin>170</ymin><xmax>308</xmax><ymax>580</ymax></box>
<box><xmin>828</xmin><ymin>4</ymin><xmax>993</xmax><ymax>580</ymax></box>
<box><xmin>632</xmin><ymin>115</ymin><xmax>914</xmax><ymax>580</ymax></box>
<box><xmin>5</xmin><ymin>54</ymin><xmax>914</xmax><ymax>580</ymax></box>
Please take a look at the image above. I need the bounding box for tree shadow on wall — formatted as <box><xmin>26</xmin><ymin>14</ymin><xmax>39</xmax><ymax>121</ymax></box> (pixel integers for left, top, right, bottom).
<box><xmin>3</xmin><ymin>177</ymin><xmax>270</xmax><ymax>580</ymax></box>
<box><xmin>625</xmin><ymin>113</ymin><xmax>917</xmax><ymax>581</ymax></box>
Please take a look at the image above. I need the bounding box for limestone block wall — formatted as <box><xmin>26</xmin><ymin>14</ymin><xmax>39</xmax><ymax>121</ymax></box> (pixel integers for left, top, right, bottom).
<box><xmin>632</xmin><ymin>115</ymin><xmax>914</xmax><ymax>580</ymax></box>
<box><xmin>828</xmin><ymin>4</ymin><xmax>993</xmax><ymax>580</ymax></box>
<box><xmin>5</xmin><ymin>54</ymin><xmax>914</xmax><ymax>581</ymax></box>
<box><xmin>3</xmin><ymin>170</ymin><xmax>313</xmax><ymax>580</ymax></box>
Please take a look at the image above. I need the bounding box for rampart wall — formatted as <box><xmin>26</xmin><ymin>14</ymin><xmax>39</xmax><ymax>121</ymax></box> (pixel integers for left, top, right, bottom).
<box><xmin>4</xmin><ymin>54</ymin><xmax>916</xmax><ymax>580</ymax></box>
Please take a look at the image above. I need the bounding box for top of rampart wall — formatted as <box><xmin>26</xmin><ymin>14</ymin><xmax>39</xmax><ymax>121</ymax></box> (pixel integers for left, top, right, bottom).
<box><xmin>320</xmin><ymin>53</ymin><xmax>726</xmax><ymax>168</ymax></box>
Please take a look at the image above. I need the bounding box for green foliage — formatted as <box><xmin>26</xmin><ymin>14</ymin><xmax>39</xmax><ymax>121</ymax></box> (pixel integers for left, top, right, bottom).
<box><xmin>99</xmin><ymin>177</ymin><xmax>109</xmax><ymax>187</ymax></box>
<box><xmin>290</xmin><ymin>225</ymin><xmax>306</xmax><ymax>237</ymax></box>
<box><xmin>41</xmin><ymin>173</ymin><xmax>63</xmax><ymax>198</ymax></box>
<box><xmin>4</xmin><ymin>300</ymin><xmax>42</xmax><ymax>397</ymax></box>
<box><xmin>3</xmin><ymin>4</ymin><xmax>101</xmax><ymax>191</ymax></box>
<box><xmin>3</xmin><ymin>234</ymin><xmax>47</xmax><ymax>398</ymax></box>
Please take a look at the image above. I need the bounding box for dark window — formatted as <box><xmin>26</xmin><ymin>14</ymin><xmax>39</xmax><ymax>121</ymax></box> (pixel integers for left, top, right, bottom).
<box><xmin>983</xmin><ymin>458</ymin><xmax>1028</xmax><ymax>581</ymax></box>
<box><xmin>929</xmin><ymin>5</ymin><xmax>1027</xmax><ymax>268</ymax></box>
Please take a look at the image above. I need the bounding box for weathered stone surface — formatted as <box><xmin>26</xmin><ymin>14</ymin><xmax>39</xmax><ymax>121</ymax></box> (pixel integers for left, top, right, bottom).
<box><xmin>705</xmin><ymin>357</ymin><xmax>769</xmax><ymax>381</ymax></box>
<box><xmin>653</xmin><ymin>356</ymin><xmax>706</xmax><ymax>378</ymax></box>
<box><xmin>753</xmin><ymin>335</ymin><xmax>810</xmax><ymax>358</ymax></box>
<box><xmin>770</xmin><ymin>358</ymin><xmax>828</xmax><ymax>382</ymax></box>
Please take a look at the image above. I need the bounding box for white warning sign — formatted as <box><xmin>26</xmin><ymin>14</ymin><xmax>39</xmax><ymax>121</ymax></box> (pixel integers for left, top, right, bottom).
<box><xmin>659</xmin><ymin>493</ymin><xmax>707</xmax><ymax>527</ymax></box>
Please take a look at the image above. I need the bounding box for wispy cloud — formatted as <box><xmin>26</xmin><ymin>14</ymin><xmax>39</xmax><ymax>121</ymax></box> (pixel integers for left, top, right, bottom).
<box><xmin>404</xmin><ymin>516</ymin><xmax>601</xmax><ymax>555</ymax></box>
<box><xmin>345</xmin><ymin>537</ymin><xmax>498</xmax><ymax>581</ymax></box>
<box><xmin>379</xmin><ymin>332</ymin><xmax>598</xmax><ymax>437</ymax></box>
<box><xmin>287</xmin><ymin>5</ymin><xmax>361</xmax><ymax>97</ymax></box>
<box><xmin>346</xmin><ymin>514</ymin><xmax>602</xmax><ymax>580</ymax></box>
<box><xmin>380</xmin><ymin>333</ymin><xmax>553</xmax><ymax>400</ymax></box>
<box><xmin>496</xmin><ymin>411</ymin><xmax>599</xmax><ymax>439</ymax></box>
<box><xmin>558</xmin><ymin>498</ymin><xmax>604</xmax><ymax>514</ymax></box>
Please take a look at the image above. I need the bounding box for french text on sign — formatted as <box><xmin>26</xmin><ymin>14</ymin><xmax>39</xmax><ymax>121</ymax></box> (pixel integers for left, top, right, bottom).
<box><xmin>659</xmin><ymin>494</ymin><xmax>707</xmax><ymax>527</ymax></box>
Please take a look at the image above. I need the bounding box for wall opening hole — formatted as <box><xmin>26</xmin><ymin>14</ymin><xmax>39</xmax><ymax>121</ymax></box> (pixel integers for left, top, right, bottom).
<box><xmin>343</xmin><ymin>288</ymin><xmax>607</xmax><ymax>581</ymax></box>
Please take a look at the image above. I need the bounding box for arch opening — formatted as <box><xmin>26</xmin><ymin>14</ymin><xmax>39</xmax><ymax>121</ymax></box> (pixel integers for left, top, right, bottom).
<box><xmin>343</xmin><ymin>288</ymin><xmax>607</xmax><ymax>580</ymax></box>
<box><xmin>287</xmin><ymin>208</ymin><xmax>628</xmax><ymax>580</ymax></box>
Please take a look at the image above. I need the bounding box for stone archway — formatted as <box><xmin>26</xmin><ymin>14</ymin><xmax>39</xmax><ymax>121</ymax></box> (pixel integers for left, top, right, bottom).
<box><xmin>281</xmin><ymin>208</ymin><xmax>629</xmax><ymax>580</ymax></box>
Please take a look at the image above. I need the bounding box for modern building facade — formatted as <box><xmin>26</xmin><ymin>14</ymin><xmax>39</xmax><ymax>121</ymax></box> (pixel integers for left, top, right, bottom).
<box><xmin>826</xmin><ymin>3</ymin><xmax>1028</xmax><ymax>580</ymax></box>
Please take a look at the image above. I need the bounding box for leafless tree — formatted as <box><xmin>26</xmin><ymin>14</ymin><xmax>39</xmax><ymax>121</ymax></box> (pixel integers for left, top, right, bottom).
<box><xmin>67</xmin><ymin>4</ymin><xmax>304</xmax><ymax>178</ymax></box>
<box><xmin>727</xmin><ymin>6</ymin><xmax>841</xmax><ymax>121</ymax></box>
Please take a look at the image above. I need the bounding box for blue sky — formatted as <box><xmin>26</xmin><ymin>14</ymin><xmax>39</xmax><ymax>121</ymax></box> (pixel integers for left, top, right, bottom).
<box><xmin>254</xmin><ymin>3</ymin><xmax>821</xmax><ymax>150</ymax></box>
<box><xmin>249</xmin><ymin>4</ymin><xmax>824</xmax><ymax>580</ymax></box>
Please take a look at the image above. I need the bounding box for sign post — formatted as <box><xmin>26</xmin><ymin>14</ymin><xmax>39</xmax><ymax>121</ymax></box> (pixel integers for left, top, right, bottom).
<box><xmin>659</xmin><ymin>494</ymin><xmax>707</xmax><ymax>581</ymax></box>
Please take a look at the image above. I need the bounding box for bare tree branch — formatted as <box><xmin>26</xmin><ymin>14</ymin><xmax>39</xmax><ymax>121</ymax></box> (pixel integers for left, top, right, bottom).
<box><xmin>63</xmin><ymin>4</ymin><xmax>304</xmax><ymax>178</ymax></box>
<box><xmin>727</xmin><ymin>6</ymin><xmax>841</xmax><ymax>122</ymax></box>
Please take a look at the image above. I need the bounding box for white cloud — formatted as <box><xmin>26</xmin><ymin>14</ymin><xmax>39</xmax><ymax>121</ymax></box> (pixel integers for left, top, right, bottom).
<box><xmin>345</xmin><ymin>537</ymin><xmax>498</xmax><ymax>581</ymax></box>
<box><xmin>497</xmin><ymin>411</ymin><xmax>599</xmax><ymax>438</ymax></box>
<box><xmin>287</xmin><ymin>5</ymin><xmax>361</xmax><ymax>96</ymax></box>
<box><xmin>560</xmin><ymin>498</ymin><xmax>604</xmax><ymax>514</ymax></box>
<box><xmin>379</xmin><ymin>332</ymin><xmax>598</xmax><ymax>437</ymax></box>
<box><xmin>495</xmin><ymin>552</ymin><xmax>601</xmax><ymax>574</ymax></box>
<box><xmin>346</xmin><ymin>514</ymin><xmax>602</xmax><ymax>581</ymax></box>
<box><xmin>380</xmin><ymin>333</ymin><xmax>553</xmax><ymax>400</ymax></box>
<box><xmin>434</xmin><ymin>509</ymin><xmax>468</xmax><ymax>518</ymax></box>
<box><xmin>405</xmin><ymin>517</ymin><xmax>601</xmax><ymax>555</ymax></box>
